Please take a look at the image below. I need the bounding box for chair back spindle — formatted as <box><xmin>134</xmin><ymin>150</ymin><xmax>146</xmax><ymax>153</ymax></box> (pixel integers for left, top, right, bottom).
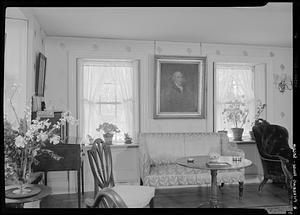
<box><xmin>87</xmin><ymin>138</ymin><xmax>115</xmax><ymax>197</ymax></box>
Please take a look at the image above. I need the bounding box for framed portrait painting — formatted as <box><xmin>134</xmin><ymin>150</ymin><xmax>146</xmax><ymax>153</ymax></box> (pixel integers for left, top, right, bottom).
<box><xmin>35</xmin><ymin>52</ymin><xmax>47</xmax><ymax>96</ymax></box>
<box><xmin>154</xmin><ymin>55</ymin><xmax>206</xmax><ymax>119</ymax></box>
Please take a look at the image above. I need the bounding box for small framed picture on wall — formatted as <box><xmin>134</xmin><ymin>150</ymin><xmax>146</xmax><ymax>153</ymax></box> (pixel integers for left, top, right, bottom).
<box><xmin>35</xmin><ymin>52</ymin><xmax>47</xmax><ymax>96</ymax></box>
<box><xmin>154</xmin><ymin>55</ymin><xmax>206</xmax><ymax>119</ymax></box>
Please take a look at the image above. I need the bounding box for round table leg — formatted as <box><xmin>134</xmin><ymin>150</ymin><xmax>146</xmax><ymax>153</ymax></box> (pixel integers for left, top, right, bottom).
<box><xmin>210</xmin><ymin>169</ymin><xmax>218</xmax><ymax>207</ymax></box>
<box><xmin>198</xmin><ymin>169</ymin><xmax>223</xmax><ymax>208</ymax></box>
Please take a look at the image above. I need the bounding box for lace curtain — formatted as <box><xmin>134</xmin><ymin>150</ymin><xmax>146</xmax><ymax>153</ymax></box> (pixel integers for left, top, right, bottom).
<box><xmin>215</xmin><ymin>63</ymin><xmax>255</xmax><ymax>136</ymax></box>
<box><xmin>81</xmin><ymin>60</ymin><xmax>135</xmax><ymax>141</ymax></box>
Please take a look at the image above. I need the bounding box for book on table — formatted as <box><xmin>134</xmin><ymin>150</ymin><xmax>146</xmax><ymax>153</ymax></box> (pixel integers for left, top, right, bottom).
<box><xmin>206</xmin><ymin>161</ymin><xmax>231</xmax><ymax>168</ymax></box>
<box><xmin>206</xmin><ymin>156</ymin><xmax>232</xmax><ymax>168</ymax></box>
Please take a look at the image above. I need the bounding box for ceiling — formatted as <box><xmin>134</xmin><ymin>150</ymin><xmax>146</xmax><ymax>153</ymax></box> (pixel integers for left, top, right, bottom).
<box><xmin>22</xmin><ymin>3</ymin><xmax>292</xmax><ymax>47</ymax></box>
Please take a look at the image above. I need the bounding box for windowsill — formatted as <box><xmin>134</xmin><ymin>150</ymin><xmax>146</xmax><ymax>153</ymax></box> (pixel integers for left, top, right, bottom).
<box><xmin>83</xmin><ymin>143</ymin><xmax>139</xmax><ymax>148</ymax></box>
<box><xmin>109</xmin><ymin>143</ymin><xmax>139</xmax><ymax>148</ymax></box>
<box><xmin>229</xmin><ymin>138</ymin><xmax>256</xmax><ymax>144</ymax></box>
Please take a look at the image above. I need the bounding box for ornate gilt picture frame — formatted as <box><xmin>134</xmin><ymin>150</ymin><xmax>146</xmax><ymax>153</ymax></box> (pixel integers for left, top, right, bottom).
<box><xmin>154</xmin><ymin>55</ymin><xmax>206</xmax><ymax>119</ymax></box>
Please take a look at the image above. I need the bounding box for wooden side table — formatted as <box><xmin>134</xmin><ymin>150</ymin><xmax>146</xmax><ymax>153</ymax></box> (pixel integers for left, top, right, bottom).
<box><xmin>5</xmin><ymin>184</ymin><xmax>51</xmax><ymax>208</ymax></box>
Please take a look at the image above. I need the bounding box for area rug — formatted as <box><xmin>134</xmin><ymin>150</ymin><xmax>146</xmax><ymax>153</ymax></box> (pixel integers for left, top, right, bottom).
<box><xmin>254</xmin><ymin>205</ymin><xmax>293</xmax><ymax>214</ymax></box>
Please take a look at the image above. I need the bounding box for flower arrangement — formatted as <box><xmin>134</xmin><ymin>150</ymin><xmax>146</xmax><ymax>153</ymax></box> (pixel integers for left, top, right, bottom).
<box><xmin>222</xmin><ymin>98</ymin><xmax>249</xmax><ymax>129</ymax></box>
<box><xmin>96</xmin><ymin>122</ymin><xmax>120</xmax><ymax>135</ymax></box>
<box><xmin>4</xmin><ymin>84</ymin><xmax>78</xmax><ymax>193</ymax></box>
<box><xmin>96</xmin><ymin>122</ymin><xmax>120</xmax><ymax>144</ymax></box>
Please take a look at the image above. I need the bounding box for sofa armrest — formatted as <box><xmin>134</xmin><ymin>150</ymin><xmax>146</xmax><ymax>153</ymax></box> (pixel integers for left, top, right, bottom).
<box><xmin>220</xmin><ymin>133</ymin><xmax>245</xmax><ymax>158</ymax></box>
<box><xmin>138</xmin><ymin>135</ymin><xmax>152</xmax><ymax>183</ymax></box>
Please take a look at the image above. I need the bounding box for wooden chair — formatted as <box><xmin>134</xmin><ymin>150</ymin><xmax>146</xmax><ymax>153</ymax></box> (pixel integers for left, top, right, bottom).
<box><xmin>87</xmin><ymin>138</ymin><xmax>155</xmax><ymax>208</ymax></box>
<box><xmin>252</xmin><ymin>119</ymin><xmax>293</xmax><ymax>203</ymax></box>
<box><xmin>86</xmin><ymin>187</ymin><xmax>128</xmax><ymax>208</ymax></box>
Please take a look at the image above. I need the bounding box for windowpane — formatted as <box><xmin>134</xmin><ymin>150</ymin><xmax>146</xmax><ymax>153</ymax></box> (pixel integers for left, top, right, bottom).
<box><xmin>215</xmin><ymin>63</ymin><xmax>255</xmax><ymax>138</ymax></box>
<box><xmin>100</xmin><ymin>104</ymin><xmax>116</xmax><ymax>116</ymax></box>
<box><xmin>81</xmin><ymin>60</ymin><xmax>136</xmax><ymax>143</ymax></box>
<box><xmin>100</xmin><ymin>83</ymin><xmax>116</xmax><ymax>102</ymax></box>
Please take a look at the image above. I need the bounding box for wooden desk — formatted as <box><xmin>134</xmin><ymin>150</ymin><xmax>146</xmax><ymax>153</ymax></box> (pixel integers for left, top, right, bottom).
<box><xmin>32</xmin><ymin>143</ymin><xmax>82</xmax><ymax>208</ymax></box>
<box><xmin>5</xmin><ymin>184</ymin><xmax>51</xmax><ymax>208</ymax></box>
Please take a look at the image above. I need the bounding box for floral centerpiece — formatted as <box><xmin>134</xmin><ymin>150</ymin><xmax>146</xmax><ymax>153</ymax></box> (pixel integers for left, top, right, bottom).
<box><xmin>222</xmin><ymin>98</ymin><xmax>249</xmax><ymax>141</ymax></box>
<box><xmin>96</xmin><ymin>122</ymin><xmax>120</xmax><ymax>144</ymax></box>
<box><xmin>249</xmin><ymin>100</ymin><xmax>266</xmax><ymax>139</ymax></box>
<box><xmin>4</xmin><ymin>84</ymin><xmax>78</xmax><ymax>195</ymax></box>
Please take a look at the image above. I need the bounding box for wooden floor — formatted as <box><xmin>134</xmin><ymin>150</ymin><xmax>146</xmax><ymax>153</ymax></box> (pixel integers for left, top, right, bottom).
<box><xmin>40</xmin><ymin>181</ymin><xmax>290</xmax><ymax>209</ymax></box>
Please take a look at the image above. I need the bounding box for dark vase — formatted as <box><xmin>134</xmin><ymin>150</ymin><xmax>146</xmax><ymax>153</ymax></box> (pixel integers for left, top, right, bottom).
<box><xmin>231</xmin><ymin>128</ymin><xmax>244</xmax><ymax>141</ymax></box>
<box><xmin>125</xmin><ymin>138</ymin><xmax>132</xmax><ymax>144</ymax></box>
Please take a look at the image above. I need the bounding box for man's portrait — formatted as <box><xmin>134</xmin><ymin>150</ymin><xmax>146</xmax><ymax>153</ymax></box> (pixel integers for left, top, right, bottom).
<box><xmin>154</xmin><ymin>56</ymin><xmax>206</xmax><ymax>119</ymax></box>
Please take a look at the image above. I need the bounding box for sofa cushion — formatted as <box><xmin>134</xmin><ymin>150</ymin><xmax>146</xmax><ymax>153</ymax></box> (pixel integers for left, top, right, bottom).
<box><xmin>142</xmin><ymin>133</ymin><xmax>185</xmax><ymax>165</ymax></box>
<box><xmin>143</xmin><ymin>164</ymin><xmax>244</xmax><ymax>187</ymax></box>
<box><xmin>184</xmin><ymin>133</ymin><xmax>222</xmax><ymax>156</ymax></box>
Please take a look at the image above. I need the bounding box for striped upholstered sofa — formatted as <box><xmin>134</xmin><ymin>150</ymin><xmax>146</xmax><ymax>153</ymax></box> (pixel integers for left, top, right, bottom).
<box><xmin>138</xmin><ymin>132</ymin><xmax>246</xmax><ymax>197</ymax></box>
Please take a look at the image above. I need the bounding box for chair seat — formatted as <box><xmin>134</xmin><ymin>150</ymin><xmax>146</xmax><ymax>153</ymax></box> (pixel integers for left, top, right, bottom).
<box><xmin>111</xmin><ymin>185</ymin><xmax>155</xmax><ymax>208</ymax></box>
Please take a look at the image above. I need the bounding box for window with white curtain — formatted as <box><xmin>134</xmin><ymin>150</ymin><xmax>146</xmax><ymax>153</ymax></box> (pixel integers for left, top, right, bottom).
<box><xmin>78</xmin><ymin>59</ymin><xmax>138</xmax><ymax>143</ymax></box>
<box><xmin>214</xmin><ymin>63</ymin><xmax>255</xmax><ymax>138</ymax></box>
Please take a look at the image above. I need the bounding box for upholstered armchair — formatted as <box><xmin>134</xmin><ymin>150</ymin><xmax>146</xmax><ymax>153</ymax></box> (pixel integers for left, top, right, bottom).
<box><xmin>252</xmin><ymin>119</ymin><xmax>293</xmax><ymax>203</ymax></box>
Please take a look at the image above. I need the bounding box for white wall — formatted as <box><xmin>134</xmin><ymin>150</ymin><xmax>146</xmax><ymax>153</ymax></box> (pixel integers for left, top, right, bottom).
<box><xmin>44</xmin><ymin>37</ymin><xmax>293</xmax><ymax>135</ymax></box>
<box><xmin>19</xmin><ymin>8</ymin><xmax>47</xmax><ymax>103</ymax></box>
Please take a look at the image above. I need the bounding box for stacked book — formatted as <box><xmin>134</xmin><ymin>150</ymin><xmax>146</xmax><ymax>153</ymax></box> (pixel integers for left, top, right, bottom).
<box><xmin>206</xmin><ymin>156</ymin><xmax>232</xmax><ymax>168</ymax></box>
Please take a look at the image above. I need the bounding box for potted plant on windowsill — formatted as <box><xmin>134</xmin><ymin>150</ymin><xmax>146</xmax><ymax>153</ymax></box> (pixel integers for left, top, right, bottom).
<box><xmin>249</xmin><ymin>100</ymin><xmax>266</xmax><ymax>140</ymax></box>
<box><xmin>222</xmin><ymin>98</ymin><xmax>249</xmax><ymax>141</ymax></box>
<box><xmin>96</xmin><ymin>122</ymin><xmax>120</xmax><ymax>145</ymax></box>
<box><xmin>124</xmin><ymin>133</ymin><xmax>132</xmax><ymax>144</ymax></box>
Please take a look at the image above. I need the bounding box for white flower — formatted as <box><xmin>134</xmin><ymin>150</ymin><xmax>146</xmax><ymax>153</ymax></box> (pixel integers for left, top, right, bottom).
<box><xmin>15</xmin><ymin>135</ymin><xmax>25</xmax><ymax>148</ymax></box>
<box><xmin>39</xmin><ymin>132</ymin><xmax>48</xmax><ymax>142</ymax></box>
<box><xmin>25</xmin><ymin>130</ymin><xmax>34</xmax><ymax>140</ymax></box>
<box><xmin>53</xmin><ymin>124</ymin><xmax>60</xmax><ymax>129</ymax></box>
<box><xmin>50</xmin><ymin>135</ymin><xmax>60</xmax><ymax>145</ymax></box>
<box><xmin>44</xmin><ymin>121</ymin><xmax>51</xmax><ymax>129</ymax></box>
<box><xmin>32</xmin><ymin>149</ymin><xmax>38</xmax><ymax>157</ymax></box>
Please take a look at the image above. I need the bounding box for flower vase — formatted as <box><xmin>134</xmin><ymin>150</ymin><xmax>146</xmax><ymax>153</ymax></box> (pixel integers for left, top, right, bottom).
<box><xmin>231</xmin><ymin>128</ymin><xmax>244</xmax><ymax>141</ymax></box>
<box><xmin>13</xmin><ymin>163</ymin><xmax>32</xmax><ymax>195</ymax></box>
<box><xmin>125</xmin><ymin>138</ymin><xmax>132</xmax><ymax>144</ymax></box>
<box><xmin>103</xmin><ymin>133</ymin><xmax>114</xmax><ymax>145</ymax></box>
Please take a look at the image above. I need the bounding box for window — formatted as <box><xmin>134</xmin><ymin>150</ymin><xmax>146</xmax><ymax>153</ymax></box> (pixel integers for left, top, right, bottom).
<box><xmin>78</xmin><ymin>59</ymin><xmax>138</xmax><ymax>143</ymax></box>
<box><xmin>214</xmin><ymin>63</ymin><xmax>256</xmax><ymax>138</ymax></box>
<box><xmin>4</xmin><ymin>18</ymin><xmax>28</xmax><ymax>126</ymax></box>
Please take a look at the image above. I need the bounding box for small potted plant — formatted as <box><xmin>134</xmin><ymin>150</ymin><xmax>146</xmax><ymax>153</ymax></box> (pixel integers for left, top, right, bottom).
<box><xmin>96</xmin><ymin>122</ymin><xmax>120</xmax><ymax>145</ymax></box>
<box><xmin>124</xmin><ymin>133</ymin><xmax>132</xmax><ymax>144</ymax></box>
<box><xmin>249</xmin><ymin>100</ymin><xmax>266</xmax><ymax>140</ymax></box>
<box><xmin>222</xmin><ymin>98</ymin><xmax>249</xmax><ymax>141</ymax></box>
